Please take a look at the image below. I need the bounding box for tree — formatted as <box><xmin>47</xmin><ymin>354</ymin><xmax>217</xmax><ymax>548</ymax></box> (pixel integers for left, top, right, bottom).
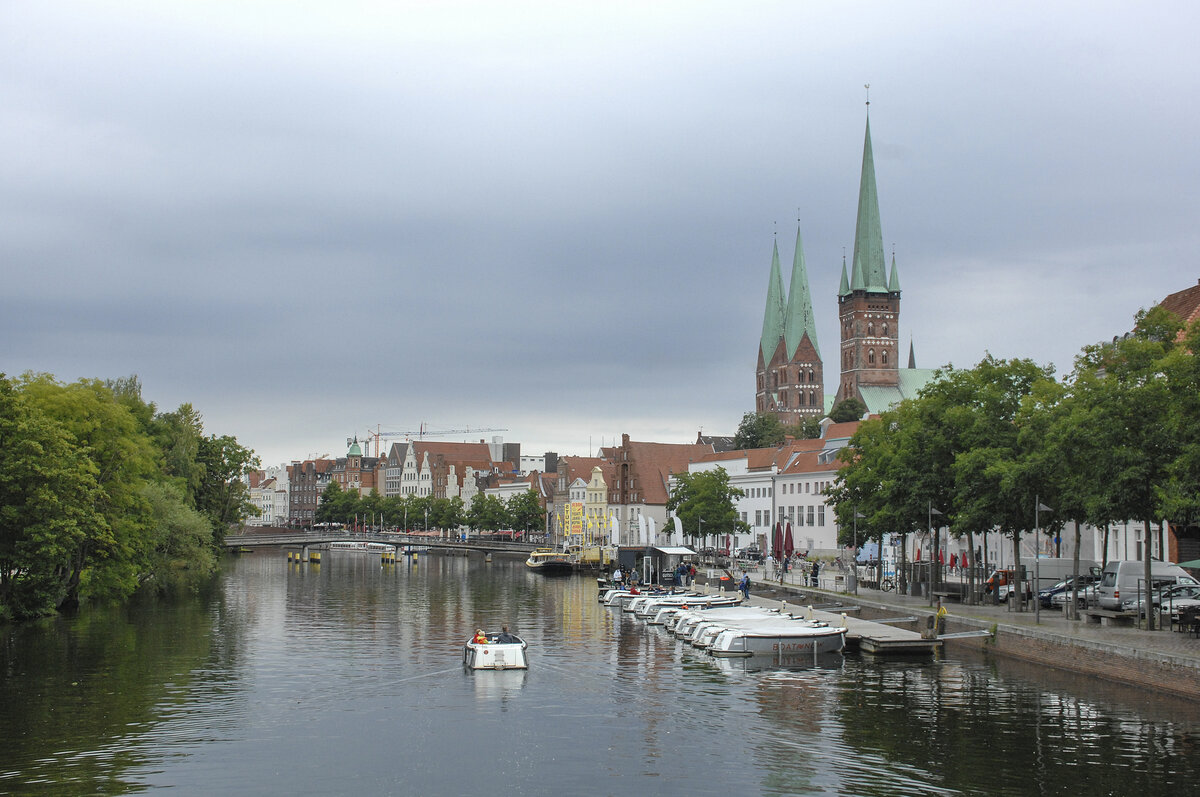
<box><xmin>194</xmin><ymin>434</ymin><xmax>260</xmax><ymax>544</ymax></box>
<box><xmin>733</xmin><ymin>412</ymin><xmax>786</xmax><ymax>449</ymax></box>
<box><xmin>0</xmin><ymin>375</ymin><xmax>105</xmax><ymax>619</ymax></box>
<box><xmin>506</xmin><ymin>490</ymin><xmax>544</xmax><ymax>537</ymax></box>
<box><xmin>829</xmin><ymin>397</ymin><xmax>867</xmax><ymax>423</ymax></box>
<box><xmin>430</xmin><ymin>496</ymin><xmax>465</xmax><ymax>531</ymax></box>
<box><xmin>666</xmin><ymin>467</ymin><xmax>748</xmax><ymax>548</ymax></box>
<box><xmin>19</xmin><ymin>374</ymin><xmax>162</xmax><ymax>608</ymax></box>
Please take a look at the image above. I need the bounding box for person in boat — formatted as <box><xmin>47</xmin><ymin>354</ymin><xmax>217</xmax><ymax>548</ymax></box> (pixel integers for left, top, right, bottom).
<box><xmin>472</xmin><ymin>629</ymin><xmax>488</xmax><ymax>645</ymax></box>
<box><xmin>497</xmin><ymin>625</ymin><xmax>517</xmax><ymax>644</ymax></box>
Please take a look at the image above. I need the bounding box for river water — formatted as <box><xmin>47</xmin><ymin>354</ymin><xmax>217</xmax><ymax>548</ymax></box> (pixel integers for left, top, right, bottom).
<box><xmin>3</xmin><ymin>551</ymin><xmax>1200</xmax><ymax>796</ymax></box>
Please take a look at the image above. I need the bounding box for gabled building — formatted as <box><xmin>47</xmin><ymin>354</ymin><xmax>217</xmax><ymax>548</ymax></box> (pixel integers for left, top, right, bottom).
<box><xmin>598</xmin><ymin>434</ymin><xmax>714</xmax><ymax>547</ymax></box>
<box><xmin>287</xmin><ymin>458</ymin><xmax>334</xmax><ymax>527</ymax></box>
<box><xmin>756</xmin><ymin>224</ymin><xmax>825</xmax><ymax>423</ymax></box>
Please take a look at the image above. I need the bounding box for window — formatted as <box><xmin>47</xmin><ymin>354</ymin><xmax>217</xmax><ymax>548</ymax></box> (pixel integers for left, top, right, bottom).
<box><xmin>868</xmin><ymin>349</ymin><xmax>875</xmax><ymax>365</ymax></box>
<box><xmin>818</xmin><ymin>506</ymin><xmax>825</xmax><ymax>526</ymax></box>
<box><xmin>868</xmin><ymin>321</ymin><xmax>875</xmax><ymax>336</ymax></box>
<box><xmin>883</xmin><ymin>322</ymin><xmax>889</xmax><ymax>337</ymax></box>
<box><xmin>807</xmin><ymin>506</ymin><xmax>815</xmax><ymax>526</ymax></box>
<box><xmin>882</xmin><ymin>350</ymin><xmax>889</xmax><ymax>365</ymax></box>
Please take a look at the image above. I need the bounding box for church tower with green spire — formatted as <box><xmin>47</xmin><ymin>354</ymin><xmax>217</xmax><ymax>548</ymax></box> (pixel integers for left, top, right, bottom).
<box><xmin>835</xmin><ymin>107</ymin><xmax>901</xmax><ymax>406</ymax></box>
<box><xmin>756</xmin><ymin>223</ymin><xmax>824</xmax><ymax>424</ymax></box>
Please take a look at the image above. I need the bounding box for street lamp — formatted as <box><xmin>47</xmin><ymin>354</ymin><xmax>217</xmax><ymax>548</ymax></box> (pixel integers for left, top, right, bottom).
<box><xmin>853</xmin><ymin>509</ymin><xmax>865</xmax><ymax>594</ymax></box>
<box><xmin>928</xmin><ymin>502</ymin><xmax>943</xmax><ymax>606</ymax></box>
<box><xmin>1034</xmin><ymin>497</ymin><xmax>1052</xmax><ymax>624</ymax></box>
<box><xmin>698</xmin><ymin>517</ymin><xmax>705</xmax><ymax>552</ymax></box>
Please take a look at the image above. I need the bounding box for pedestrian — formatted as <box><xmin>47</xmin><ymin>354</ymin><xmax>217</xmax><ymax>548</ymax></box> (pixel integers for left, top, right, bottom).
<box><xmin>810</xmin><ymin>560</ymin><xmax>820</xmax><ymax>588</ymax></box>
<box><xmin>739</xmin><ymin>572</ymin><xmax>751</xmax><ymax>600</ymax></box>
<box><xmin>613</xmin><ymin>567</ymin><xmax>623</xmax><ymax>586</ymax></box>
<box><xmin>688</xmin><ymin>563</ymin><xmax>696</xmax><ymax>586</ymax></box>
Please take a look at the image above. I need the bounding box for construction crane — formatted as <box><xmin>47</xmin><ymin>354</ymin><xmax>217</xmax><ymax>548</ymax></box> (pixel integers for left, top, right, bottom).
<box><xmin>356</xmin><ymin>424</ymin><xmax>509</xmax><ymax>457</ymax></box>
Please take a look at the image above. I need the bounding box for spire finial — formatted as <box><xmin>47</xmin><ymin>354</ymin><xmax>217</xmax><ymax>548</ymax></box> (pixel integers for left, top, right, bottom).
<box><xmin>864</xmin><ymin>83</ymin><xmax>870</xmax><ymax>110</ymax></box>
<box><xmin>773</xmin><ymin>220</ymin><xmax>777</xmax><ymax>238</ymax></box>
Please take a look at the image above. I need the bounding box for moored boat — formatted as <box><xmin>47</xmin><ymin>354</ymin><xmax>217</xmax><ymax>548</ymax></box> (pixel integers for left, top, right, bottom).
<box><xmin>525</xmin><ymin>548</ymin><xmax>576</xmax><ymax>574</ymax></box>
<box><xmin>708</xmin><ymin>622</ymin><xmax>847</xmax><ymax>658</ymax></box>
<box><xmin>463</xmin><ymin>632</ymin><xmax>529</xmax><ymax>670</ymax></box>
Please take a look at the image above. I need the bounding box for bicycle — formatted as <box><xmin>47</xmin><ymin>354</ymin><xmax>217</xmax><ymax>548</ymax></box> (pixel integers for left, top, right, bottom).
<box><xmin>880</xmin><ymin>576</ymin><xmax>896</xmax><ymax>592</ymax></box>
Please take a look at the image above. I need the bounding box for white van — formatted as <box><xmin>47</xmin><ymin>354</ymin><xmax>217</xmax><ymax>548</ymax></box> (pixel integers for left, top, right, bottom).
<box><xmin>1096</xmin><ymin>560</ymin><xmax>1200</xmax><ymax>611</ymax></box>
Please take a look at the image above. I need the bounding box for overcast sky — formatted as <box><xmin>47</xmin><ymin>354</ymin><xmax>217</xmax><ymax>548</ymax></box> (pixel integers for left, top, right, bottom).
<box><xmin>3</xmin><ymin>2</ymin><xmax>1198</xmax><ymax>467</ymax></box>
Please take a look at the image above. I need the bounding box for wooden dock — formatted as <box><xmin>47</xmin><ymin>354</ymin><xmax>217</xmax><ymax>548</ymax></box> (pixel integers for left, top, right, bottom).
<box><xmin>698</xmin><ymin>581</ymin><xmax>943</xmax><ymax>656</ymax></box>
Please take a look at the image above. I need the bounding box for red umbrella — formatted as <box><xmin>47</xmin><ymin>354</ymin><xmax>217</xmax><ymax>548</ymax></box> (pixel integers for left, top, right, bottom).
<box><xmin>916</xmin><ymin>548</ymin><xmax>921</xmax><ymax>561</ymax></box>
<box><xmin>773</xmin><ymin>522</ymin><xmax>783</xmax><ymax>558</ymax></box>
<box><xmin>784</xmin><ymin>522</ymin><xmax>794</xmax><ymax>559</ymax></box>
<box><xmin>962</xmin><ymin>551</ymin><xmax>969</xmax><ymax>568</ymax></box>
<box><xmin>950</xmin><ymin>553</ymin><xmax>958</xmax><ymax>569</ymax></box>
<box><xmin>938</xmin><ymin>549</ymin><xmax>945</xmax><ymax>564</ymax></box>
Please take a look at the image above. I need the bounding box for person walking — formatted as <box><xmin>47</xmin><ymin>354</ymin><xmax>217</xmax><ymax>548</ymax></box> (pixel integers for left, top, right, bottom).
<box><xmin>739</xmin><ymin>572</ymin><xmax>751</xmax><ymax>600</ymax></box>
<box><xmin>810</xmin><ymin>560</ymin><xmax>820</xmax><ymax>588</ymax></box>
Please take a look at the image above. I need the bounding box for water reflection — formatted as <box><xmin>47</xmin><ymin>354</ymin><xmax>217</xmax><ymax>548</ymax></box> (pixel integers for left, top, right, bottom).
<box><xmin>2</xmin><ymin>552</ymin><xmax>1199</xmax><ymax>796</ymax></box>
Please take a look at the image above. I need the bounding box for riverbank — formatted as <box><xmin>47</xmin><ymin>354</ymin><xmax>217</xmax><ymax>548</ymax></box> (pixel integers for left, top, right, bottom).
<box><xmin>699</xmin><ymin>568</ymin><xmax>1200</xmax><ymax>701</ymax></box>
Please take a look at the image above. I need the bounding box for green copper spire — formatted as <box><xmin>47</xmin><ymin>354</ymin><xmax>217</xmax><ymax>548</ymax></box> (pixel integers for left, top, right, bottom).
<box><xmin>784</xmin><ymin>224</ymin><xmax>820</xmax><ymax>359</ymax></box>
<box><xmin>838</xmin><ymin>254</ymin><xmax>850</xmax><ymax>297</ymax></box>
<box><xmin>759</xmin><ymin>238</ymin><xmax>786</xmax><ymax>364</ymax></box>
<box><xmin>888</xmin><ymin>251</ymin><xmax>901</xmax><ymax>293</ymax></box>
<box><xmin>347</xmin><ymin>436</ymin><xmax>362</xmax><ymax>457</ymax></box>
<box><xmin>849</xmin><ymin>115</ymin><xmax>889</xmax><ymax>293</ymax></box>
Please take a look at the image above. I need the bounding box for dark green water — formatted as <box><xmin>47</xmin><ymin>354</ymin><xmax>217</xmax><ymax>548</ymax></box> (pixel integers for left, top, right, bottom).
<box><xmin>2</xmin><ymin>551</ymin><xmax>1199</xmax><ymax>796</ymax></box>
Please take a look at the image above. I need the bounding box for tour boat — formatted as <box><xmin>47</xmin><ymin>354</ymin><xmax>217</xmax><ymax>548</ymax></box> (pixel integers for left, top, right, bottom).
<box><xmin>524</xmin><ymin>548</ymin><xmax>576</xmax><ymax>574</ymax></box>
<box><xmin>463</xmin><ymin>632</ymin><xmax>529</xmax><ymax>670</ymax></box>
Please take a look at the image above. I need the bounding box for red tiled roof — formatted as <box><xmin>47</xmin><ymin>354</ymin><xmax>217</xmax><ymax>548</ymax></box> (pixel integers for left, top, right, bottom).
<box><xmin>822</xmin><ymin>421</ymin><xmax>862</xmax><ymax>440</ymax></box>
<box><xmin>1160</xmin><ymin>280</ymin><xmax>1200</xmax><ymax>339</ymax></box>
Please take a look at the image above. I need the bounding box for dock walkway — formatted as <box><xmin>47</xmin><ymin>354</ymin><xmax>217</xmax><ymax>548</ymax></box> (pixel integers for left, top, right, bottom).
<box><xmin>702</xmin><ymin>564</ymin><xmax>1200</xmax><ymax>699</ymax></box>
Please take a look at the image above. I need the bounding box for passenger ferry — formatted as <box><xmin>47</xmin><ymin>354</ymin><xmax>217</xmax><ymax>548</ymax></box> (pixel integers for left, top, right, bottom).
<box><xmin>524</xmin><ymin>548</ymin><xmax>577</xmax><ymax>574</ymax></box>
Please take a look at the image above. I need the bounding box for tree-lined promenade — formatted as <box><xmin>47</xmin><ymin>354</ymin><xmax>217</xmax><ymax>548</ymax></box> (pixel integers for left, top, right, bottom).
<box><xmin>828</xmin><ymin>306</ymin><xmax>1200</xmax><ymax>627</ymax></box>
<box><xmin>0</xmin><ymin>373</ymin><xmax>258</xmax><ymax>621</ymax></box>
<box><xmin>312</xmin><ymin>481</ymin><xmax>544</xmax><ymax>538</ymax></box>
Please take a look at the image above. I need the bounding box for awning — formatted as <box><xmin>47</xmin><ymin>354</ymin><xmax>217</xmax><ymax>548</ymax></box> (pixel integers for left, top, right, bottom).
<box><xmin>653</xmin><ymin>546</ymin><xmax>697</xmax><ymax>556</ymax></box>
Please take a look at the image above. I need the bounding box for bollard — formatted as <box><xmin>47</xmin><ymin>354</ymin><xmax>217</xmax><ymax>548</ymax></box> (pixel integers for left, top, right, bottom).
<box><xmin>309</xmin><ymin>551</ymin><xmax>320</xmax><ymax>564</ymax></box>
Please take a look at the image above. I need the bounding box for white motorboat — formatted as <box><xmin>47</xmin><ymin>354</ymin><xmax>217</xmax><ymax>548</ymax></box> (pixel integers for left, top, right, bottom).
<box><xmin>463</xmin><ymin>632</ymin><xmax>529</xmax><ymax>670</ymax></box>
<box><xmin>674</xmin><ymin>607</ymin><xmax>783</xmax><ymax>641</ymax></box>
<box><xmin>631</xmin><ymin>593</ymin><xmax>741</xmax><ymax>618</ymax></box>
<box><xmin>708</xmin><ymin>622</ymin><xmax>847</xmax><ymax>658</ymax></box>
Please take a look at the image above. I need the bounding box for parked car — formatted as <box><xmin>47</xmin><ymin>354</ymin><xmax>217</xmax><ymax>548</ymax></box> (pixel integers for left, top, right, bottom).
<box><xmin>1050</xmin><ymin>584</ymin><xmax>1099</xmax><ymax>610</ymax></box>
<box><xmin>1038</xmin><ymin>574</ymin><xmax>1101</xmax><ymax>608</ymax></box>
<box><xmin>1122</xmin><ymin>583</ymin><xmax>1200</xmax><ymax>616</ymax></box>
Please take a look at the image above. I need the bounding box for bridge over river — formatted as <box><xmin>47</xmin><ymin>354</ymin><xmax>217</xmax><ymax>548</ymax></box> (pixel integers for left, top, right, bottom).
<box><xmin>224</xmin><ymin>529</ymin><xmax>539</xmax><ymax>560</ymax></box>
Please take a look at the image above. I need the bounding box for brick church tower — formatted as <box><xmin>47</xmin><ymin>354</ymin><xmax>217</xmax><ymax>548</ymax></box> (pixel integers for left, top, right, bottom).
<box><xmin>835</xmin><ymin>109</ymin><xmax>901</xmax><ymax>406</ymax></box>
<box><xmin>755</xmin><ymin>224</ymin><xmax>824</xmax><ymax>424</ymax></box>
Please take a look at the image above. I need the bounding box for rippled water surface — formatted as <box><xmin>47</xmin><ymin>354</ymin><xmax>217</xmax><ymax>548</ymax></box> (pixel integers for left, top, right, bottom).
<box><xmin>3</xmin><ymin>551</ymin><xmax>1200</xmax><ymax>796</ymax></box>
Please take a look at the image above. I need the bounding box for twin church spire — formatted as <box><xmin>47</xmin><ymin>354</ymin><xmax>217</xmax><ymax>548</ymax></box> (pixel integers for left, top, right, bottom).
<box><xmin>759</xmin><ymin>227</ymin><xmax>820</xmax><ymax>368</ymax></box>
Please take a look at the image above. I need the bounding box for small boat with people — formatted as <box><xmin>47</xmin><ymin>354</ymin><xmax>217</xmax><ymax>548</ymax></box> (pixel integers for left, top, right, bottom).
<box><xmin>463</xmin><ymin>627</ymin><xmax>528</xmax><ymax>670</ymax></box>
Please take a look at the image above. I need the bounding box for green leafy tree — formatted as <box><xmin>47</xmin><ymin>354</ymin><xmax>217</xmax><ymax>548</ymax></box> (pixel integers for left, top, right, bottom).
<box><xmin>506</xmin><ymin>490</ymin><xmax>544</xmax><ymax>537</ymax></box>
<box><xmin>829</xmin><ymin>397</ymin><xmax>867</xmax><ymax>423</ymax></box>
<box><xmin>140</xmin><ymin>481</ymin><xmax>217</xmax><ymax>595</ymax></box>
<box><xmin>666</xmin><ymin>467</ymin><xmax>748</xmax><ymax>548</ymax></box>
<box><xmin>430</xmin><ymin>496</ymin><xmax>465</xmax><ymax>531</ymax></box>
<box><xmin>733</xmin><ymin>412</ymin><xmax>786</xmax><ymax>449</ymax></box>
<box><xmin>194</xmin><ymin>434</ymin><xmax>260</xmax><ymax>543</ymax></box>
<box><xmin>0</xmin><ymin>375</ymin><xmax>105</xmax><ymax>619</ymax></box>
<box><xmin>19</xmin><ymin>374</ymin><xmax>161</xmax><ymax>608</ymax></box>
